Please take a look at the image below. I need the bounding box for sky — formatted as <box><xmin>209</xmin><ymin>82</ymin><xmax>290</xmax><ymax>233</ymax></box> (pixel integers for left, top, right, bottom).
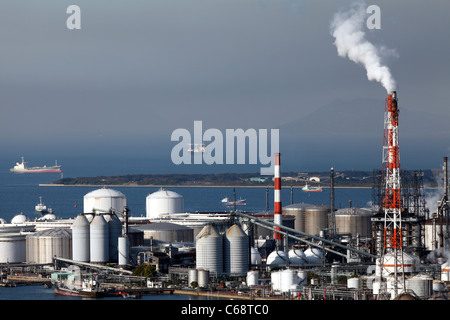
<box><xmin>1</xmin><ymin>0</ymin><xmax>449</xmax><ymax>175</ymax></box>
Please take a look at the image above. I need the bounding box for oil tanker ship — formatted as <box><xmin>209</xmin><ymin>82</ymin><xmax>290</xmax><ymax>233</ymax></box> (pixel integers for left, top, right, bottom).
<box><xmin>10</xmin><ymin>157</ymin><xmax>61</xmax><ymax>173</ymax></box>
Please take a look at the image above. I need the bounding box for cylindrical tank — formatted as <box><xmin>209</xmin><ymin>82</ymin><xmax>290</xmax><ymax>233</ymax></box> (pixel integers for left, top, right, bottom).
<box><xmin>267</xmin><ymin>250</ymin><xmax>288</xmax><ymax>266</ymax></box>
<box><xmin>83</xmin><ymin>187</ymin><xmax>126</xmax><ymax>214</ymax></box>
<box><xmin>90</xmin><ymin>214</ymin><xmax>109</xmax><ymax>264</ymax></box>
<box><xmin>281</xmin><ymin>269</ymin><xmax>299</xmax><ymax>293</ymax></box>
<box><xmin>26</xmin><ymin>228</ymin><xmax>72</xmax><ymax>264</ymax></box>
<box><xmin>136</xmin><ymin>222</ymin><xmax>194</xmax><ymax>245</ymax></box>
<box><xmin>250</xmin><ymin>247</ymin><xmax>262</xmax><ymax>265</ymax></box>
<box><xmin>188</xmin><ymin>268</ymin><xmax>198</xmax><ymax>287</ymax></box>
<box><xmin>72</xmin><ymin>214</ymin><xmax>90</xmax><ymax>262</ymax></box>
<box><xmin>406</xmin><ymin>275</ymin><xmax>432</xmax><ymax>299</ymax></box>
<box><xmin>334</xmin><ymin>207</ymin><xmax>373</xmax><ymax>237</ymax></box>
<box><xmin>0</xmin><ymin>233</ymin><xmax>26</xmax><ymax>263</ymax></box>
<box><xmin>376</xmin><ymin>252</ymin><xmax>420</xmax><ymax>276</ymax></box>
<box><xmin>105</xmin><ymin>214</ymin><xmax>122</xmax><ymax>262</ymax></box>
<box><xmin>146</xmin><ymin>188</ymin><xmax>184</xmax><ymax>219</ymax></box>
<box><xmin>347</xmin><ymin>277</ymin><xmax>360</xmax><ymax>289</ymax></box>
<box><xmin>195</xmin><ymin>225</ymin><xmax>223</xmax><ymax>276</ymax></box>
<box><xmin>283</xmin><ymin>203</ymin><xmax>311</xmax><ymax>233</ymax></box>
<box><xmin>246</xmin><ymin>270</ymin><xmax>259</xmax><ymax>286</ymax></box>
<box><xmin>118</xmin><ymin>235</ymin><xmax>129</xmax><ymax>267</ymax></box>
<box><xmin>305</xmin><ymin>205</ymin><xmax>329</xmax><ymax>236</ymax></box>
<box><xmin>271</xmin><ymin>270</ymin><xmax>282</xmax><ymax>292</ymax></box>
<box><xmin>224</xmin><ymin>224</ymin><xmax>249</xmax><ymax>276</ymax></box>
<box><xmin>304</xmin><ymin>247</ymin><xmax>323</xmax><ymax>264</ymax></box>
<box><xmin>288</xmin><ymin>247</ymin><xmax>307</xmax><ymax>265</ymax></box>
<box><xmin>197</xmin><ymin>269</ymin><xmax>209</xmax><ymax>288</ymax></box>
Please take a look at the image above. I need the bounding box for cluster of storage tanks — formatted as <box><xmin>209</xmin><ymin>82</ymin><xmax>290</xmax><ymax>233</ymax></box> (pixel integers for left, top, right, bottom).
<box><xmin>195</xmin><ymin>224</ymin><xmax>249</xmax><ymax>277</ymax></box>
<box><xmin>282</xmin><ymin>203</ymin><xmax>373</xmax><ymax>238</ymax></box>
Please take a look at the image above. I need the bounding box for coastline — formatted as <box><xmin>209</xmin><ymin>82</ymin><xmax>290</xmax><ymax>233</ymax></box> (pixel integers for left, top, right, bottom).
<box><xmin>38</xmin><ymin>183</ymin><xmax>373</xmax><ymax>189</ymax></box>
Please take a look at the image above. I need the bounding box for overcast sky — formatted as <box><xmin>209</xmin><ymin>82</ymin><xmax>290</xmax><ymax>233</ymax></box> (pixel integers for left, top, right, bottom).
<box><xmin>1</xmin><ymin>0</ymin><xmax>449</xmax><ymax>174</ymax></box>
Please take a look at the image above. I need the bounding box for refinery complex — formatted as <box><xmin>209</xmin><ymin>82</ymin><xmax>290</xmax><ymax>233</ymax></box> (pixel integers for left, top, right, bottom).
<box><xmin>0</xmin><ymin>92</ymin><xmax>449</xmax><ymax>300</ymax></box>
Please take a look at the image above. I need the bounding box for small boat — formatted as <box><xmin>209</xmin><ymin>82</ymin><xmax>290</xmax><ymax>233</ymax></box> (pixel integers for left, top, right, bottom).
<box><xmin>35</xmin><ymin>196</ymin><xmax>49</xmax><ymax>215</ymax></box>
<box><xmin>302</xmin><ymin>183</ymin><xmax>323</xmax><ymax>192</ymax></box>
<box><xmin>221</xmin><ymin>197</ymin><xmax>246</xmax><ymax>206</ymax></box>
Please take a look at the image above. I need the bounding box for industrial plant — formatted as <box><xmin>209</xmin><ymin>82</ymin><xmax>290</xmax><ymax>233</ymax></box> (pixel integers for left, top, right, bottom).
<box><xmin>0</xmin><ymin>92</ymin><xmax>449</xmax><ymax>300</ymax></box>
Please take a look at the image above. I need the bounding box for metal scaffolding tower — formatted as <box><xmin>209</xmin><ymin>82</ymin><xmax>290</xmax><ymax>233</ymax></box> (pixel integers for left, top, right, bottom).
<box><xmin>379</xmin><ymin>91</ymin><xmax>406</xmax><ymax>298</ymax></box>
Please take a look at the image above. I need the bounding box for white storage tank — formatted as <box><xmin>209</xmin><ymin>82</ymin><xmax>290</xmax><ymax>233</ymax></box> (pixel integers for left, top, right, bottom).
<box><xmin>72</xmin><ymin>214</ymin><xmax>90</xmax><ymax>262</ymax></box>
<box><xmin>197</xmin><ymin>269</ymin><xmax>209</xmax><ymax>288</ymax></box>
<box><xmin>267</xmin><ymin>250</ymin><xmax>288</xmax><ymax>267</ymax></box>
<box><xmin>118</xmin><ymin>235</ymin><xmax>129</xmax><ymax>267</ymax></box>
<box><xmin>195</xmin><ymin>225</ymin><xmax>223</xmax><ymax>276</ymax></box>
<box><xmin>246</xmin><ymin>270</ymin><xmax>259</xmax><ymax>286</ymax></box>
<box><xmin>146</xmin><ymin>188</ymin><xmax>184</xmax><ymax>219</ymax></box>
<box><xmin>188</xmin><ymin>268</ymin><xmax>198</xmax><ymax>287</ymax></box>
<box><xmin>26</xmin><ymin>228</ymin><xmax>72</xmax><ymax>264</ymax></box>
<box><xmin>90</xmin><ymin>214</ymin><xmax>109</xmax><ymax>264</ymax></box>
<box><xmin>288</xmin><ymin>248</ymin><xmax>307</xmax><ymax>265</ymax></box>
<box><xmin>224</xmin><ymin>224</ymin><xmax>249</xmax><ymax>276</ymax></box>
<box><xmin>304</xmin><ymin>247</ymin><xmax>323</xmax><ymax>264</ymax></box>
<box><xmin>135</xmin><ymin>222</ymin><xmax>194</xmax><ymax>245</ymax></box>
<box><xmin>0</xmin><ymin>233</ymin><xmax>27</xmax><ymax>263</ymax></box>
<box><xmin>83</xmin><ymin>187</ymin><xmax>126</xmax><ymax>214</ymax></box>
<box><xmin>376</xmin><ymin>252</ymin><xmax>421</xmax><ymax>277</ymax></box>
<box><xmin>11</xmin><ymin>213</ymin><xmax>29</xmax><ymax>224</ymax></box>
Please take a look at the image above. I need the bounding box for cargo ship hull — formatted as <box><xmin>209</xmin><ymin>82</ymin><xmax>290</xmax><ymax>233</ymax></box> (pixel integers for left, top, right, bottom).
<box><xmin>10</xmin><ymin>157</ymin><xmax>61</xmax><ymax>173</ymax></box>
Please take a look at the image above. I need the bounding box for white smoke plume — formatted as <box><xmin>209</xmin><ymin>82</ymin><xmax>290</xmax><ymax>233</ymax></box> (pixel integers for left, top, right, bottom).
<box><xmin>330</xmin><ymin>2</ymin><xmax>398</xmax><ymax>93</ymax></box>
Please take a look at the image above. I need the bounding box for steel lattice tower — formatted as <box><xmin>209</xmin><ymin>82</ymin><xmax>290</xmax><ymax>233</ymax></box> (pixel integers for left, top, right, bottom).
<box><xmin>379</xmin><ymin>91</ymin><xmax>406</xmax><ymax>298</ymax></box>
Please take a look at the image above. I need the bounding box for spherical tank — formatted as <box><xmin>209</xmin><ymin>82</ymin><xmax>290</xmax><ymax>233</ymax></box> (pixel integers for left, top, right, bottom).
<box><xmin>283</xmin><ymin>203</ymin><xmax>311</xmax><ymax>233</ymax></box>
<box><xmin>0</xmin><ymin>233</ymin><xmax>26</xmax><ymax>263</ymax></box>
<box><xmin>288</xmin><ymin>248</ymin><xmax>307</xmax><ymax>265</ymax></box>
<box><xmin>304</xmin><ymin>247</ymin><xmax>323</xmax><ymax>264</ymax></box>
<box><xmin>11</xmin><ymin>213</ymin><xmax>29</xmax><ymax>224</ymax></box>
<box><xmin>146</xmin><ymin>188</ymin><xmax>184</xmax><ymax>219</ymax></box>
<box><xmin>224</xmin><ymin>224</ymin><xmax>249</xmax><ymax>276</ymax></box>
<box><xmin>334</xmin><ymin>207</ymin><xmax>373</xmax><ymax>237</ymax></box>
<box><xmin>195</xmin><ymin>225</ymin><xmax>223</xmax><ymax>276</ymax></box>
<box><xmin>26</xmin><ymin>228</ymin><xmax>72</xmax><ymax>264</ymax></box>
<box><xmin>267</xmin><ymin>250</ymin><xmax>288</xmax><ymax>267</ymax></box>
<box><xmin>83</xmin><ymin>187</ymin><xmax>126</xmax><ymax>214</ymax></box>
<box><xmin>72</xmin><ymin>214</ymin><xmax>90</xmax><ymax>262</ymax></box>
<box><xmin>90</xmin><ymin>214</ymin><xmax>109</xmax><ymax>264</ymax></box>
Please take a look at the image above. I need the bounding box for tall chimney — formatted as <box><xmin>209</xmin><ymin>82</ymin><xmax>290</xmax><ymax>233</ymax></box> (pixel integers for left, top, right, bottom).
<box><xmin>274</xmin><ymin>153</ymin><xmax>282</xmax><ymax>242</ymax></box>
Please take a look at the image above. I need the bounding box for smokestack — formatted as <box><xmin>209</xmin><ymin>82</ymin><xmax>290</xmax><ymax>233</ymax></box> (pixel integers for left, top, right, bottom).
<box><xmin>444</xmin><ymin>157</ymin><xmax>448</xmax><ymax>198</ymax></box>
<box><xmin>274</xmin><ymin>153</ymin><xmax>282</xmax><ymax>242</ymax></box>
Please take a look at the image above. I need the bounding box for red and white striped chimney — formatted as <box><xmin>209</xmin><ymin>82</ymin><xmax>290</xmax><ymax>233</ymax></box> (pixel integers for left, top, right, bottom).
<box><xmin>274</xmin><ymin>153</ymin><xmax>282</xmax><ymax>241</ymax></box>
